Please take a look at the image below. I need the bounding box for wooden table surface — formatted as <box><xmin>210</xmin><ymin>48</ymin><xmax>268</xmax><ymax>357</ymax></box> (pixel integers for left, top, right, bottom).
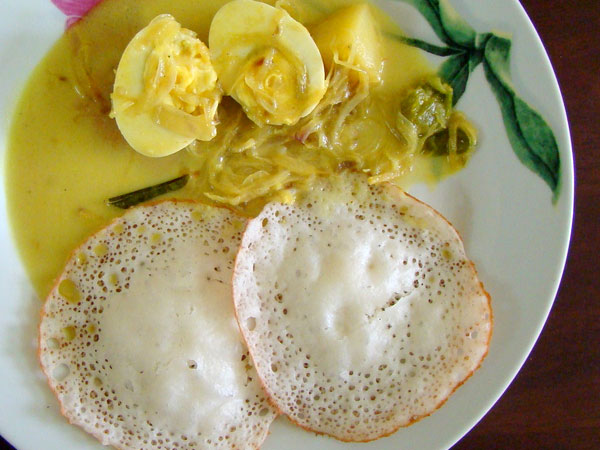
<box><xmin>1</xmin><ymin>0</ymin><xmax>598</xmax><ymax>449</ymax></box>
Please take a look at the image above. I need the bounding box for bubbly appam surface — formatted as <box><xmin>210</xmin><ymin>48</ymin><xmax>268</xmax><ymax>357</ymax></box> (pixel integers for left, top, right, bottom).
<box><xmin>233</xmin><ymin>175</ymin><xmax>492</xmax><ymax>442</ymax></box>
<box><xmin>39</xmin><ymin>201</ymin><xmax>277</xmax><ymax>450</ymax></box>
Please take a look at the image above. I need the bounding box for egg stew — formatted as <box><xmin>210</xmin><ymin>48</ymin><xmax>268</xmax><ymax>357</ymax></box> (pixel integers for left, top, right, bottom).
<box><xmin>7</xmin><ymin>0</ymin><xmax>477</xmax><ymax>297</ymax></box>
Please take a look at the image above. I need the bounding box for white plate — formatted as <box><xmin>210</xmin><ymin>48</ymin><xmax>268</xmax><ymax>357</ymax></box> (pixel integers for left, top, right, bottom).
<box><xmin>0</xmin><ymin>0</ymin><xmax>573</xmax><ymax>449</ymax></box>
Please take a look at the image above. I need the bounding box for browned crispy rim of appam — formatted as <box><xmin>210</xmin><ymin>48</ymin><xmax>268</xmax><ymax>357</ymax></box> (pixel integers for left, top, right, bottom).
<box><xmin>36</xmin><ymin>199</ymin><xmax>275</xmax><ymax>450</ymax></box>
<box><xmin>231</xmin><ymin>181</ymin><xmax>493</xmax><ymax>443</ymax></box>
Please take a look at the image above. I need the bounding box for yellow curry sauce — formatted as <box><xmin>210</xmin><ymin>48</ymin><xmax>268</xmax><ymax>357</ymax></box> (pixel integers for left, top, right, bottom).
<box><xmin>7</xmin><ymin>0</ymin><xmax>456</xmax><ymax>297</ymax></box>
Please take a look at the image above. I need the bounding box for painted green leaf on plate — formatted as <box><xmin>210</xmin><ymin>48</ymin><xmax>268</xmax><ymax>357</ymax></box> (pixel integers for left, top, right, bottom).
<box><xmin>394</xmin><ymin>0</ymin><xmax>562</xmax><ymax>201</ymax></box>
<box><xmin>484</xmin><ymin>34</ymin><xmax>561</xmax><ymax>199</ymax></box>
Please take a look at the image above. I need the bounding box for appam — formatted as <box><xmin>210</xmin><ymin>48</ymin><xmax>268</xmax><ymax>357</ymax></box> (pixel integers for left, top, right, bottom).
<box><xmin>233</xmin><ymin>175</ymin><xmax>492</xmax><ymax>442</ymax></box>
<box><xmin>38</xmin><ymin>200</ymin><xmax>277</xmax><ymax>450</ymax></box>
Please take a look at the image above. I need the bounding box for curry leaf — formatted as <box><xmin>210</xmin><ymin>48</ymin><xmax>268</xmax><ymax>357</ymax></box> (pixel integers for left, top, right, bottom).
<box><xmin>483</xmin><ymin>34</ymin><xmax>561</xmax><ymax>200</ymax></box>
<box><xmin>107</xmin><ymin>174</ymin><xmax>190</xmax><ymax>209</ymax></box>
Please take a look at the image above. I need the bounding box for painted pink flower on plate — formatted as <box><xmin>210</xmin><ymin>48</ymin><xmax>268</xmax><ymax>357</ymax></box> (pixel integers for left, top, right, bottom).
<box><xmin>51</xmin><ymin>0</ymin><xmax>103</xmax><ymax>28</ymax></box>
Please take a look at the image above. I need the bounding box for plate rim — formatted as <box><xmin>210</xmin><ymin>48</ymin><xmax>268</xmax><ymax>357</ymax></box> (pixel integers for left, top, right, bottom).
<box><xmin>0</xmin><ymin>0</ymin><xmax>575</xmax><ymax>449</ymax></box>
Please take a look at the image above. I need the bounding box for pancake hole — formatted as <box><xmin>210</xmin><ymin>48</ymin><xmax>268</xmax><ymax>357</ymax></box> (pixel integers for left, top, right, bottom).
<box><xmin>246</xmin><ymin>317</ymin><xmax>257</xmax><ymax>331</ymax></box>
<box><xmin>258</xmin><ymin>408</ymin><xmax>269</xmax><ymax>417</ymax></box>
<box><xmin>47</xmin><ymin>338</ymin><xmax>59</xmax><ymax>349</ymax></box>
<box><xmin>52</xmin><ymin>363</ymin><xmax>70</xmax><ymax>381</ymax></box>
<box><xmin>187</xmin><ymin>360</ymin><xmax>197</xmax><ymax>369</ymax></box>
<box><xmin>62</xmin><ymin>326</ymin><xmax>76</xmax><ymax>341</ymax></box>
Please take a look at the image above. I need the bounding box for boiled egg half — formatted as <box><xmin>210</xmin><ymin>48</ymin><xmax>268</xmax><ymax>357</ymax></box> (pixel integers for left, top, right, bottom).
<box><xmin>209</xmin><ymin>0</ymin><xmax>327</xmax><ymax>127</ymax></box>
<box><xmin>111</xmin><ymin>15</ymin><xmax>222</xmax><ymax>157</ymax></box>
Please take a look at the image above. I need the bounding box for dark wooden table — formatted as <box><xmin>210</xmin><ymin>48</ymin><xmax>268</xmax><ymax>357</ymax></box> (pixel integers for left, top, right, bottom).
<box><xmin>1</xmin><ymin>0</ymin><xmax>598</xmax><ymax>449</ymax></box>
